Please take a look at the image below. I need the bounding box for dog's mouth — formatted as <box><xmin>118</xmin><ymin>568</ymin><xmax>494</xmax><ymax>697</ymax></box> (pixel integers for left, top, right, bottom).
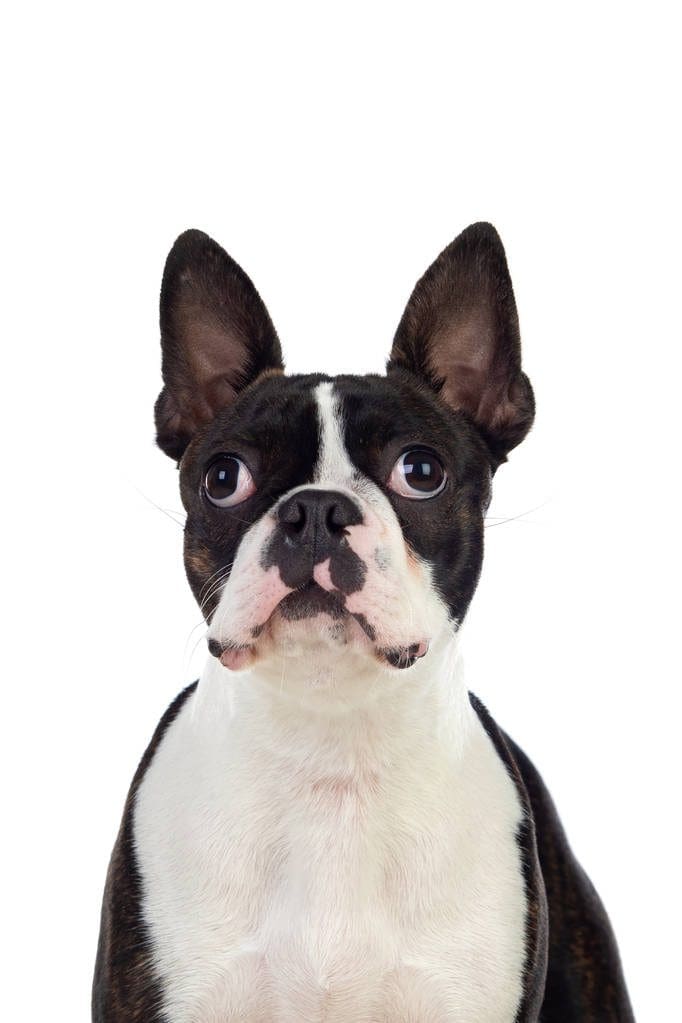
<box><xmin>276</xmin><ymin>581</ymin><xmax>347</xmax><ymax>623</ymax></box>
<box><xmin>207</xmin><ymin>581</ymin><xmax>429</xmax><ymax>672</ymax></box>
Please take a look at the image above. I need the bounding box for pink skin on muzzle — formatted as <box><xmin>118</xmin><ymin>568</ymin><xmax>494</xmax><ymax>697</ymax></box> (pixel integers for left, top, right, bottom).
<box><xmin>211</xmin><ymin>507</ymin><xmax>431</xmax><ymax>670</ymax></box>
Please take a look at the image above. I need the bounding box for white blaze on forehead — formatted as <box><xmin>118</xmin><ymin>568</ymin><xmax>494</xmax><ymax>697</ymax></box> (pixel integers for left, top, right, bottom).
<box><xmin>314</xmin><ymin>381</ymin><xmax>356</xmax><ymax>486</ymax></box>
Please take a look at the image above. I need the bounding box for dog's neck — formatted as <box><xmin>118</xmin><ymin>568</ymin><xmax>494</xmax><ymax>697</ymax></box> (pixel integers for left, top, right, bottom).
<box><xmin>193</xmin><ymin>627</ymin><xmax>475</xmax><ymax>782</ymax></box>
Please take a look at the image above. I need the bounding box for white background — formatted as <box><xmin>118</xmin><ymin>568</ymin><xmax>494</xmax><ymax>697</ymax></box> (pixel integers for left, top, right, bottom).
<box><xmin>2</xmin><ymin>3</ymin><xmax>680</xmax><ymax>1019</ymax></box>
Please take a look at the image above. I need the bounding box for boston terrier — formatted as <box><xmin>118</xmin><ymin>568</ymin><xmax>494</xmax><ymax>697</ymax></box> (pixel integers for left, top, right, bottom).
<box><xmin>93</xmin><ymin>224</ymin><xmax>634</xmax><ymax>1021</ymax></box>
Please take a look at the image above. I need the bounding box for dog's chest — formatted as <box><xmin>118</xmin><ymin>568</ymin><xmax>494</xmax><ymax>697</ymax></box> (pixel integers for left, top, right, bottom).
<box><xmin>134</xmin><ymin>684</ymin><xmax>528</xmax><ymax>1022</ymax></box>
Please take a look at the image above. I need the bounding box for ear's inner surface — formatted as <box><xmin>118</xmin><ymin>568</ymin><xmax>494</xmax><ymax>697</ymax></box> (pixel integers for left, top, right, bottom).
<box><xmin>388</xmin><ymin>222</ymin><xmax>534</xmax><ymax>463</ymax></box>
<box><xmin>155</xmin><ymin>229</ymin><xmax>283</xmax><ymax>461</ymax></box>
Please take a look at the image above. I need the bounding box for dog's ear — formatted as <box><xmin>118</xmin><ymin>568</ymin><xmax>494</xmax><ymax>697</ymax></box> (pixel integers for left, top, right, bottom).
<box><xmin>387</xmin><ymin>222</ymin><xmax>534</xmax><ymax>463</ymax></box>
<box><xmin>155</xmin><ymin>229</ymin><xmax>283</xmax><ymax>460</ymax></box>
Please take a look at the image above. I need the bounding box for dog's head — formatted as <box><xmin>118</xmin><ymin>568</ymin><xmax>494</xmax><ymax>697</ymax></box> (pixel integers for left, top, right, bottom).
<box><xmin>155</xmin><ymin>224</ymin><xmax>533</xmax><ymax>690</ymax></box>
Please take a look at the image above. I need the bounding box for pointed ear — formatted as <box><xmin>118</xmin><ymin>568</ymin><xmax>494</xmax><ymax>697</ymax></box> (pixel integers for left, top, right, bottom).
<box><xmin>387</xmin><ymin>223</ymin><xmax>534</xmax><ymax>463</ymax></box>
<box><xmin>155</xmin><ymin>229</ymin><xmax>284</xmax><ymax>460</ymax></box>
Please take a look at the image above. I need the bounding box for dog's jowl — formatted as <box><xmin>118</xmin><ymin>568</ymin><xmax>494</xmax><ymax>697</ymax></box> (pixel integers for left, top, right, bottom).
<box><xmin>93</xmin><ymin>225</ymin><xmax>635</xmax><ymax>1021</ymax></box>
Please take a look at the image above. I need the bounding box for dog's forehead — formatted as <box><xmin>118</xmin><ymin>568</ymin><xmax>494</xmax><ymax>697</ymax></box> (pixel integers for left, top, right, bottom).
<box><xmin>235</xmin><ymin>372</ymin><xmax>421</xmax><ymax>427</ymax></box>
<box><xmin>232</xmin><ymin>371</ymin><xmax>455</xmax><ymax>450</ymax></box>
<box><xmin>192</xmin><ymin>373</ymin><xmax>407</xmax><ymax>462</ymax></box>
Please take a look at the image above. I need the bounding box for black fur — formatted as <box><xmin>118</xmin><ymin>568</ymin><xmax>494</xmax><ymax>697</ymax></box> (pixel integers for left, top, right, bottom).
<box><xmin>92</xmin><ymin>683</ymin><xmax>197</xmax><ymax>1023</ymax></box>
<box><xmin>509</xmin><ymin>735</ymin><xmax>635</xmax><ymax>1020</ymax></box>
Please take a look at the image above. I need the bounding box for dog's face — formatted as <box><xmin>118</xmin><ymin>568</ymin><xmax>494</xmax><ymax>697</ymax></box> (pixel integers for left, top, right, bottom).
<box><xmin>155</xmin><ymin>225</ymin><xmax>534</xmax><ymax>689</ymax></box>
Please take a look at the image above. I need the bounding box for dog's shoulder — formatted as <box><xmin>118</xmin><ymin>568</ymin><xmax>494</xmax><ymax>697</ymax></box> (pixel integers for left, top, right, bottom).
<box><xmin>470</xmin><ymin>693</ymin><xmax>634</xmax><ymax>1021</ymax></box>
<box><xmin>92</xmin><ymin>682</ymin><xmax>198</xmax><ymax>1023</ymax></box>
<box><xmin>469</xmin><ymin>692</ymin><xmax>549</xmax><ymax>1020</ymax></box>
<box><xmin>505</xmin><ymin>735</ymin><xmax>634</xmax><ymax>1019</ymax></box>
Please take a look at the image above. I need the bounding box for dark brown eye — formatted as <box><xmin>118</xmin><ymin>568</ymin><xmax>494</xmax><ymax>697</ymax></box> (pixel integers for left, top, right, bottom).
<box><xmin>388</xmin><ymin>449</ymin><xmax>447</xmax><ymax>499</ymax></box>
<box><xmin>204</xmin><ymin>456</ymin><xmax>256</xmax><ymax>507</ymax></box>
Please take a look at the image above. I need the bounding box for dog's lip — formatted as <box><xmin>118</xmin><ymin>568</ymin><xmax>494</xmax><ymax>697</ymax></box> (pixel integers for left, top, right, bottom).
<box><xmin>207</xmin><ymin>638</ymin><xmax>255</xmax><ymax>671</ymax></box>
<box><xmin>377</xmin><ymin>640</ymin><xmax>429</xmax><ymax>670</ymax></box>
<box><xmin>275</xmin><ymin>582</ymin><xmax>347</xmax><ymax>622</ymax></box>
<box><xmin>208</xmin><ymin>631</ymin><xmax>430</xmax><ymax>672</ymax></box>
<box><xmin>270</xmin><ymin>585</ymin><xmax>390</xmax><ymax>651</ymax></box>
<box><xmin>207</xmin><ymin>583</ymin><xmax>431</xmax><ymax>671</ymax></box>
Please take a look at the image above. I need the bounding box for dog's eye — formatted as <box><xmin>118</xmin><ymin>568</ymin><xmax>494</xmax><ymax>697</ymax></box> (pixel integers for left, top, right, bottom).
<box><xmin>388</xmin><ymin>449</ymin><xmax>447</xmax><ymax>499</ymax></box>
<box><xmin>204</xmin><ymin>456</ymin><xmax>256</xmax><ymax>507</ymax></box>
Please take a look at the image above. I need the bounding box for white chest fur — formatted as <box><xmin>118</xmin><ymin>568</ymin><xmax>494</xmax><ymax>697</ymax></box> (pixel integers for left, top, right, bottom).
<box><xmin>134</xmin><ymin>649</ymin><xmax>528</xmax><ymax>1022</ymax></box>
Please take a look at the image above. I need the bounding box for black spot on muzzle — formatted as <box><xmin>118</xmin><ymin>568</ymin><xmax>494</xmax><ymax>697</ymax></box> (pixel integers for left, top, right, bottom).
<box><xmin>261</xmin><ymin>489</ymin><xmax>366</xmax><ymax>593</ymax></box>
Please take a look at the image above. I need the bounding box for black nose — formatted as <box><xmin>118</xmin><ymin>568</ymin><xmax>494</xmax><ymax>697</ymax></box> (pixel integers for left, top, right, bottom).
<box><xmin>277</xmin><ymin>489</ymin><xmax>362</xmax><ymax>547</ymax></box>
<box><xmin>269</xmin><ymin>489</ymin><xmax>366</xmax><ymax>592</ymax></box>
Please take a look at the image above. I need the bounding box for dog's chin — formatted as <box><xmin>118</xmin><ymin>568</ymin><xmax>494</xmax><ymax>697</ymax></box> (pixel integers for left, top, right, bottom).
<box><xmin>255</xmin><ymin>588</ymin><xmax>374</xmax><ymax>666</ymax></box>
<box><xmin>267</xmin><ymin>605</ymin><xmax>368</xmax><ymax>654</ymax></box>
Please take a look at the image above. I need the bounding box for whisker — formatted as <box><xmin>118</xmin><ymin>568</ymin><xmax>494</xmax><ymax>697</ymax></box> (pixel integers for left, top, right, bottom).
<box><xmin>224</xmin><ymin>510</ymin><xmax>259</xmax><ymax>528</ymax></box>
<box><xmin>199</xmin><ymin>562</ymin><xmax>231</xmax><ymax>598</ymax></box>
<box><xmin>183</xmin><ymin>617</ymin><xmax>209</xmax><ymax>651</ymax></box>
<box><xmin>184</xmin><ymin>626</ymin><xmax>209</xmax><ymax>676</ymax></box>
<box><xmin>180</xmin><ymin>617</ymin><xmax>211</xmax><ymax>676</ymax></box>
<box><xmin>163</xmin><ymin>507</ymin><xmax>187</xmax><ymax>520</ymax></box>
<box><xmin>128</xmin><ymin>482</ymin><xmax>186</xmax><ymax>528</ymax></box>
<box><xmin>198</xmin><ymin>561</ymin><xmax>236</xmax><ymax>604</ymax></box>
<box><xmin>484</xmin><ymin>500</ymin><xmax>550</xmax><ymax>528</ymax></box>
<box><xmin>199</xmin><ymin>569</ymin><xmax>234</xmax><ymax>615</ymax></box>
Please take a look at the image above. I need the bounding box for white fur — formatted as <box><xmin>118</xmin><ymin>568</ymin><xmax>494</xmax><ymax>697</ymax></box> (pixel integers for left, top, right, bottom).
<box><xmin>134</xmin><ymin>383</ymin><xmax>528</xmax><ymax>1021</ymax></box>
<box><xmin>314</xmin><ymin>380</ymin><xmax>356</xmax><ymax>486</ymax></box>
<box><xmin>135</xmin><ymin>648</ymin><xmax>527</xmax><ymax>1022</ymax></box>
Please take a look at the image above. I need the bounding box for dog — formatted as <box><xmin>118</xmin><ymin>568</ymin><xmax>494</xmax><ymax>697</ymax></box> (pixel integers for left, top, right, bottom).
<box><xmin>93</xmin><ymin>223</ymin><xmax>634</xmax><ymax>1021</ymax></box>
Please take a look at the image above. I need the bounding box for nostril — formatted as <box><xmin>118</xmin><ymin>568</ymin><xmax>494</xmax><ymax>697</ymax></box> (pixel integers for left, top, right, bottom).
<box><xmin>326</xmin><ymin>503</ymin><xmax>349</xmax><ymax>535</ymax></box>
<box><xmin>278</xmin><ymin>498</ymin><xmax>307</xmax><ymax>533</ymax></box>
